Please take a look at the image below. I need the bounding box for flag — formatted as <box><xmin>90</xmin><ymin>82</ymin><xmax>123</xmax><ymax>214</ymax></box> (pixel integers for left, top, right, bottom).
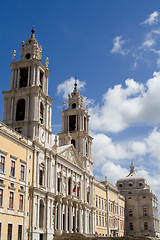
<box><xmin>73</xmin><ymin>185</ymin><xmax>77</xmax><ymax>192</ymax></box>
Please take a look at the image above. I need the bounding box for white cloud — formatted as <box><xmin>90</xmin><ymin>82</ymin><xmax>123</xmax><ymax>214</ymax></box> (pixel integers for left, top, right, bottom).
<box><xmin>57</xmin><ymin>77</ymin><xmax>86</xmax><ymax>99</ymax></box>
<box><xmin>128</xmin><ymin>141</ymin><xmax>147</xmax><ymax>155</ymax></box>
<box><xmin>92</xmin><ymin>133</ymin><xmax>130</xmax><ymax>166</ymax></box>
<box><xmin>142</xmin><ymin>39</ymin><xmax>155</xmax><ymax>48</ymax></box>
<box><xmin>89</xmin><ymin>72</ymin><xmax>160</xmax><ymax>133</ymax></box>
<box><xmin>111</xmin><ymin>36</ymin><xmax>129</xmax><ymax>55</ymax></box>
<box><xmin>141</xmin><ymin>11</ymin><xmax>159</xmax><ymax>25</ymax></box>
<box><xmin>101</xmin><ymin>161</ymin><xmax>129</xmax><ymax>185</ymax></box>
<box><xmin>145</xmin><ymin>128</ymin><xmax>160</xmax><ymax>161</ymax></box>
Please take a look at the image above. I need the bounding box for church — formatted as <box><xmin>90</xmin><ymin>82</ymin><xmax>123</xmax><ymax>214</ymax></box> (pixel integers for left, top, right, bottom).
<box><xmin>0</xmin><ymin>27</ymin><xmax>158</xmax><ymax>240</ymax></box>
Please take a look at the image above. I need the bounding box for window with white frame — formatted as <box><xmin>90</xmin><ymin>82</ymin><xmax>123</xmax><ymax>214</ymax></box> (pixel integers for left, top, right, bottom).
<box><xmin>99</xmin><ymin>215</ymin><xmax>101</xmax><ymax>227</ymax></box>
<box><xmin>18</xmin><ymin>225</ymin><xmax>22</xmax><ymax>240</ymax></box>
<box><xmin>99</xmin><ymin>197</ymin><xmax>101</xmax><ymax>209</ymax></box>
<box><xmin>9</xmin><ymin>191</ymin><xmax>14</xmax><ymax>209</ymax></box>
<box><xmin>20</xmin><ymin>164</ymin><xmax>25</xmax><ymax>181</ymax></box>
<box><xmin>10</xmin><ymin>160</ymin><xmax>16</xmax><ymax>177</ymax></box>
<box><xmin>102</xmin><ymin>215</ymin><xmax>104</xmax><ymax>227</ymax></box>
<box><xmin>96</xmin><ymin>195</ymin><xmax>98</xmax><ymax>207</ymax></box>
<box><xmin>7</xmin><ymin>223</ymin><xmax>12</xmax><ymax>240</ymax></box>
<box><xmin>0</xmin><ymin>189</ymin><xmax>3</xmax><ymax>207</ymax></box>
<box><xmin>0</xmin><ymin>156</ymin><xmax>5</xmax><ymax>174</ymax></box>
<box><xmin>96</xmin><ymin>214</ymin><xmax>98</xmax><ymax>226</ymax></box>
<box><xmin>19</xmin><ymin>194</ymin><xmax>23</xmax><ymax>211</ymax></box>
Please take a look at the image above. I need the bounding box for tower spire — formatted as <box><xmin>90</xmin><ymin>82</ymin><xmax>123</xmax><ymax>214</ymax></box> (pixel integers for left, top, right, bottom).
<box><xmin>74</xmin><ymin>77</ymin><xmax>77</xmax><ymax>91</ymax></box>
<box><xmin>31</xmin><ymin>21</ymin><xmax>35</xmax><ymax>34</ymax></box>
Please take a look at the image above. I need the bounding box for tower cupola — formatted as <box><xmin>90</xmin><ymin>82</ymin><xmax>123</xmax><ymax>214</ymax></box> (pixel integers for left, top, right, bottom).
<box><xmin>20</xmin><ymin>25</ymin><xmax>42</xmax><ymax>61</ymax></box>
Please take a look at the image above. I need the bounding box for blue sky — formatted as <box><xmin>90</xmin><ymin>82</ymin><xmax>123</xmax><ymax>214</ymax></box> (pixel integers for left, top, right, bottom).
<box><xmin>2</xmin><ymin>0</ymin><xmax>160</xmax><ymax>200</ymax></box>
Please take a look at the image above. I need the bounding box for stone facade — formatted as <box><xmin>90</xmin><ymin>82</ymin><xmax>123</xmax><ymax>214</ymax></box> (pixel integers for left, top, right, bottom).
<box><xmin>116</xmin><ymin>163</ymin><xmax>159</xmax><ymax>237</ymax></box>
<box><xmin>2</xmin><ymin>28</ymin><xmax>95</xmax><ymax>240</ymax></box>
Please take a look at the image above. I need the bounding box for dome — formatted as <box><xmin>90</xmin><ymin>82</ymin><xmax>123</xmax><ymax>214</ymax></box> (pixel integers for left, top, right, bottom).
<box><xmin>116</xmin><ymin>163</ymin><xmax>149</xmax><ymax>190</ymax></box>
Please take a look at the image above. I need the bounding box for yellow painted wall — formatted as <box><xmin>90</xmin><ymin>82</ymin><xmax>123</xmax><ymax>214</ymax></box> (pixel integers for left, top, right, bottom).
<box><xmin>0</xmin><ymin>129</ymin><xmax>33</xmax><ymax>240</ymax></box>
<box><xmin>95</xmin><ymin>182</ymin><xmax>125</xmax><ymax>237</ymax></box>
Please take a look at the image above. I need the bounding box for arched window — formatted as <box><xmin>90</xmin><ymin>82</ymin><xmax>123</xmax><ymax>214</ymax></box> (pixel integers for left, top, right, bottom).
<box><xmin>40</xmin><ymin>102</ymin><xmax>44</xmax><ymax>124</ymax></box>
<box><xmin>39</xmin><ymin>200</ymin><xmax>44</xmax><ymax>228</ymax></box>
<box><xmin>16</xmin><ymin>99</ymin><xmax>25</xmax><ymax>121</ymax></box>
<box><xmin>19</xmin><ymin>68</ymin><xmax>28</xmax><ymax>88</ymax></box>
<box><xmin>71</xmin><ymin>139</ymin><xmax>75</xmax><ymax>148</ymax></box>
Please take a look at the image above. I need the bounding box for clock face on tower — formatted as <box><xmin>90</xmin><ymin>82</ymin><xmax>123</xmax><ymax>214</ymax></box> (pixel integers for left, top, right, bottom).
<box><xmin>40</xmin><ymin>128</ymin><xmax>45</xmax><ymax>143</ymax></box>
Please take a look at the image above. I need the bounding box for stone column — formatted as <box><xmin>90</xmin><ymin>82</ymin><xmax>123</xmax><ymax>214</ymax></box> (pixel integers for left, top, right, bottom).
<box><xmin>36</xmin><ymin>66</ymin><xmax>39</xmax><ymax>86</ymax></box>
<box><xmin>57</xmin><ymin>201</ymin><xmax>62</xmax><ymax>234</ymax></box>
<box><xmin>37</xmin><ymin>196</ymin><xmax>40</xmax><ymax>228</ymax></box>
<box><xmin>83</xmin><ymin>207</ymin><xmax>87</xmax><ymax>234</ymax></box>
<box><xmin>10</xmin><ymin>98</ymin><xmax>14</xmax><ymax>121</ymax></box>
<box><xmin>55</xmin><ymin>161</ymin><xmax>58</xmax><ymax>194</ymax></box>
<box><xmin>17</xmin><ymin>69</ymin><xmax>20</xmax><ymax>88</ymax></box>
<box><xmin>75</xmin><ymin>204</ymin><xmax>78</xmax><ymax>232</ymax></box>
<box><xmin>32</xmin><ymin>65</ymin><xmax>36</xmax><ymax>86</ymax></box>
<box><xmin>79</xmin><ymin>207</ymin><xmax>82</xmax><ymax>233</ymax></box>
<box><xmin>10</xmin><ymin>68</ymin><xmax>14</xmax><ymax>89</ymax></box>
<box><xmin>69</xmin><ymin>202</ymin><xmax>73</xmax><ymax>233</ymax></box>
<box><xmin>36</xmin><ymin>151</ymin><xmax>39</xmax><ymax>187</ymax></box>
<box><xmin>65</xmin><ymin>203</ymin><xmax>68</xmax><ymax>232</ymax></box>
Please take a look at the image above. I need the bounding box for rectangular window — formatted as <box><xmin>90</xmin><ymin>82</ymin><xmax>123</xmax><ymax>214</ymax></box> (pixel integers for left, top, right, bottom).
<box><xmin>129</xmin><ymin>209</ymin><xmax>133</xmax><ymax>217</ymax></box>
<box><xmin>68</xmin><ymin>178</ymin><xmax>71</xmax><ymax>195</ymax></box>
<box><xmin>7</xmin><ymin>224</ymin><xmax>12</xmax><ymax>240</ymax></box>
<box><xmin>96</xmin><ymin>214</ymin><xmax>98</xmax><ymax>226</ymax></box>
<box><xmin>87</xmin><ymin>191</ymin><xmax>90</xmax><ymax>203</ymax></box>
<box><xmin>143</xmin><ymin>207</ymin><xmax>148</xmax><ymax>216</ymax></box>
<box><xmin>19</xmin><ymin>194</ymin><xmax>23</xmax><ymax>211</ymax></box>
<box><xmin>39</xmin><ymin>71</ymin><xmax>43</xmax><ymax>88</ymax></box>
<box><xmin>105</xmin><ymin>217</ymin><xmax>107</xmax><ymax>227</ymax></box>
<box><xmin>18</xmin><ymin>225</ymin><xmax>22</xmax><ymax>240</ymax></box>
<box><xmin>102</xmin><ymin>216</ymin><xmax>104</xmax><ymax>227</ymax></box>
<box><xmin>102</xmin><ymin>198</ymin><xmax>103</xmax><ymax>209</ymax></box>
<box><xmin>20</xmin><ymin>165</ymin><xmax>25</xmax><ymax>181</ymax></box>
<box><xmin>0</xmin><ymin>156</ymin><xmax>5</xmax><ymax>173</ymax></box>
<box><xmin>77</xmin><ymin>186</ymin><xmax>80</xmax><ymax>198</ymax></box>
<box><xmin>99</xmin><ymin>215</ymin><xmax>101</xmax><ymax>227</ymax></box>
<box><xmin>19</xmin><ymin>67</ymin><xmax>28</xmax><ymax>88</ymax></box>
<box><xmin>69</xmin><ymin>115</ymin><xmax>76</xmax><ymax>131</ymax></box>
<box><xmin>9</xmin><ymin>192</ymin><xmax>14</xmax><ymax>209</ymax></box>
<box><xmin>39</xmin><ymin>170</ymin><xmax>43</xmax><ymax>186</ymax></box>
<box><xmin>0</xmin><ymin>189</ymin><xmax>3</xmax><ymax>207</ymax></box>
<box><xmin>129</xmin><ymin>222</ymin><xmax>133</xmax><ymax>230</ymax></box>
<box><xmin>144</xmin><ymin>222</ymin><xmax>148</xmax><ymax>230</ymax></box>
<box><xmin>57</xmin><ymin>177</ymin><xmax>60</xmax><ymax>192</ymax></box>
<box><xmin>96</xmin><ymin>196</ymin><xmax>98</xmax><ymax>207</ymax></box>
<box><xmin>99</xmin><ymin>197</ymin><xmax>101</xmax><ymax>209</ymax></box>
<box><xmin>10</xmin><ymin>160</ymin><xmax>15</xmax><ymax>177</ymax></box>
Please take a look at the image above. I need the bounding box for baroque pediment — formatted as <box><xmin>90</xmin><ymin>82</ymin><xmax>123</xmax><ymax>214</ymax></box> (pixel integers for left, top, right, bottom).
<box><xmin>58</xmin><ymin>145</ymin><xmax>82</xmax><ymax>168</ymax></box>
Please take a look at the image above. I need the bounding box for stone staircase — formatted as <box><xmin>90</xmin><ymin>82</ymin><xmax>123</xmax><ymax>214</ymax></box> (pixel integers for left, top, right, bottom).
<box><xmin>53</xmin><ymin>233</ymin><xmax>158</xmax><ymax>240</ymax></box>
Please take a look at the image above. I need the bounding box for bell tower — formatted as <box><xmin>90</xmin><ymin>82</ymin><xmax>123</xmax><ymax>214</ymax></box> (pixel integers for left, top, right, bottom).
<box><xmin>58</xmin><ymin>80</ymin><xmax>93</xmax><ymax>175</ymax></box>
<box><xmin>2</xmin><ymin>26</ymin><xmax>53</xmax><ymax>147</ymax></box>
